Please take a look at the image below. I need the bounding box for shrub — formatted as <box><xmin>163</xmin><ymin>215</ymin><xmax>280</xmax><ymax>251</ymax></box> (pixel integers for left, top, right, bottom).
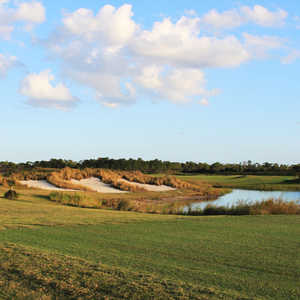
<box><xmin>117</xmin><ymin>199</ymin><xmax>131</xmax><ymax>211</ymax></box>
<box><xmin>4</xmin><ymin>189</ymin><xmax>18</xmax><ymax>200</ymax></box>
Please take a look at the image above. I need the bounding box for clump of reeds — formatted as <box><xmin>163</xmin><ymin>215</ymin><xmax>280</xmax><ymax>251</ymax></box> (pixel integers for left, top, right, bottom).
<box><xmin>0</xmin><ymin>176</ymin><xmax>8</xmax><ymax>187</ymax></box>
<box><xmin>49</xmin><ymin>192</ymin><xmax>99</xmax><ymax>208</ymax></box>
<box><xmin>97</xmin><ymin>169</ymin><xmax>145</xmax><ymax>192</ymax></box>
<box><xmin>249</xmin><ymin>198</ymin><xmax>300</xmax><ymax>215</ymax></box>
<box><xmin>0</xmin><ymin>175</ymin><xmax>20</xmax><ymax>188</ymax></box>
<box><xmin>119</xmin><ymin>171</ymin><xmax>202</xmax><ymax>191</ymax></box>
<box><xmin>47</xmin><ymin>173</ymin><xmax>94</xmax><ymax>192</ymax></box>
<box><xmin>49</xmin><ymin>191</ymin><xmax>134</xmax><ymax>210</ymax></box>
<box><xmin>179</xmin><ymin>198</ymin><xmax>300</xmax><ymax>216</ymax></box>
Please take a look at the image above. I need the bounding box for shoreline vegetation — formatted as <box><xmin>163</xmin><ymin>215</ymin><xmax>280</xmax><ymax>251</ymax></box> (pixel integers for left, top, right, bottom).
<box><xmin>48</xmin><ymin>192</ymin><xmax>300</xmax><ymax>215</ymax></box>
<box><xmin>181</xmin><ymin>198</ymin><xmax>300</xmax><ymax>216</ymax></box>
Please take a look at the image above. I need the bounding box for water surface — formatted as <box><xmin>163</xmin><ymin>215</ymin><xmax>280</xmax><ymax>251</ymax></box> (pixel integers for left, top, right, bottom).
<box><xmin>186</xmin><ymin>189</ymin><xmax>300</xmax><ymax>211</ymax></box>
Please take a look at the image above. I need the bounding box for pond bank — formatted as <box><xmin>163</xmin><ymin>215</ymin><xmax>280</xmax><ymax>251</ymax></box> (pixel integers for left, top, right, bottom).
<box><xmin>182</xmin><ymin>189</ymin><xmax>300</xmax><ymax>214</ymax></box>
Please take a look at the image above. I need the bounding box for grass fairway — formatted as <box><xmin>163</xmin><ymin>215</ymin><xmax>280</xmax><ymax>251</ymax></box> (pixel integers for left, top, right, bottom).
<box><xmin>0</xmin><ymin>187</ymin><xmax>299</xmax><ymax>299</ymax></box>
<box><xmin>177</xmin><ymin>174</ymin><xmax>300</xmax><ymax>191</ymax></box>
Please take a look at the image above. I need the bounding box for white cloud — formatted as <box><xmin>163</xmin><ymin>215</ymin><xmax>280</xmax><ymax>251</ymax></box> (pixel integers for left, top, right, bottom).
<box><xmin>40</xmin><ymin>4</ymin><xmax>288</xmax><ymax>108</ymax></box>
<box><xmin>15</xmin><ymin>1</ymin><xmax>45</xmax><ymax>24</ymax></box>
<box><xmin>201</xmin><ymin>9</ymin><xmax>243</xmax><ymax>30</ymax></box>
<box><xmin>20</xmin><ymin>70</ymin><xmax>78</xmax><ymax>110</ymax></box>
<box><xmin>62</xmin><ymin>4</ymin><xmax>137</xmax><ymax>52</ymax></box>
<box><xmin>0</xmin><ymin>0</ymin><xmax>45</xmax><ymax>39</ymax></box>
<box><xmin>184</xmin><ymin>9</ymin><xmax>197</xmax><ymax>17</ymax></box>
<box><xmin>241</xmin><ymin>5</ymin><xmax>287</xmax><ymax>27</ymax></box>
<box><xmin>136</xmin><ymin>66</ymin><xmax>209</xmax><ymax>103</ymax></box>
<box><xmin>243</xmin><ymin>33</ymin><xmax>284</xmax><ymax>58</ymax></box>
<box><xmin>131</xmin><ymin>17</ymin><xmax>250</xmax><ymax>68</ymax></box>
<box><xmin>101</xmin><ymin>102</ymin><xmax>119</xmax><ymax>108</ymax></box>
<box><xmin>199</xmin><ymin>98</ymin><xmax>209</xmax><ymax>106</ymax></box>
<box><xmin>0</xmin><ymin>25</ymin><xmax>13</xmax><ymax>39</ymax></box>
<box><xmin>65</xmin><ymin>68</ymin><xmax>136</xmax><ymax>106</ymax></box>
<box><xmin>201</xmin><ymin>5</ymin><xmax>288</xmax><ymax>30</ymax></box>
<box><xmin>281</xmin><ymin>50</ymin><xmax>300</xmax><ymax>64</ymax></box>
<box><xmin>0</xmin><ymin>53</ymin><xmax>18</xmax><ymax>77</ymax></box>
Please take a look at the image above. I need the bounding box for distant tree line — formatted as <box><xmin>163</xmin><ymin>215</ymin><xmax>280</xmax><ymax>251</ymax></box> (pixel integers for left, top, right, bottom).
<box><xmin>0</xmin><ymin>158</ymin><xmax>300</xmax><ymax>176</ymax></box>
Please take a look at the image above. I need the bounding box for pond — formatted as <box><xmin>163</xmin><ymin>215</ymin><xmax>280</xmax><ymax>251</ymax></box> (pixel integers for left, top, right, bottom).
<box><xmin>185</xmin><ymin>189</ymin><xmax>300</xmax><ymax>211</ymax></box>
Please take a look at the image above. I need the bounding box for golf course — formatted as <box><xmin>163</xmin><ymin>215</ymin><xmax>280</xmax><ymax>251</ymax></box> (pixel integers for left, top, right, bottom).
<box><xmin>0</xmin><ymin>182</ymin><xmax>299</xmax><ymax>299</ymax></box>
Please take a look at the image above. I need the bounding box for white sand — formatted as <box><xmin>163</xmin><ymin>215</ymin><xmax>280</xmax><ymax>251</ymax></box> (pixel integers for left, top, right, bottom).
<box><xmin>119</xmin><ymin>179</ymin><xmax>176</xmax><ymax>192</ymax></box>
<box><xmin>20</xmin><ymin>177</ymin><xmax>174</xmax><ymax>193</ymax></box>
<box><xmin>71</xmin><ymin>177</ymin><xmax>127</xmax><ymax>193</ymax></box>
<box><xmin>19</xmin><ymin>180</ymin><xmax>75</xmax><ymax>191</ymax></box>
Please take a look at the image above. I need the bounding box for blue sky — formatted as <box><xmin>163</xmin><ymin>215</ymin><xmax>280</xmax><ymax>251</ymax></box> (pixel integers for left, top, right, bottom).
<box><xmin>1</xmin><ymin>0</ymin><xmax>299</xmax><ymax>164</ymax></box>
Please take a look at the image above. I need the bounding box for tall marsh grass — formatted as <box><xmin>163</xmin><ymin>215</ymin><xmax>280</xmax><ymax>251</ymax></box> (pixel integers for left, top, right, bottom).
<box><xmin>179</xmin><ymin>198</ymin><xmax>300</xmax><ymax>216</ymax></box>
<box><xmin>119</xmin><ymin>170</ymin><xmax>200</xmax><ymax>190</ymax></box>
<box><xmin>47</xmin><ymin>173</ymin><xmax>94</xmax><ymax>192</ymax></box>
<box><xmin>49</xmin><ymin>191</ymin><xmax>133</xmax><ymax>210</ymax></box>
<box><xmin>49</xmin><ymin>192</ymin><xmax>99</xmax><ymax>208</ymax></box>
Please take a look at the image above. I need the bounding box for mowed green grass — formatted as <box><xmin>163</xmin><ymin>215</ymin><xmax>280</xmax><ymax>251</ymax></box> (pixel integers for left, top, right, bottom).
<box><xmin>0</xmin><ymin>187</ymin><xmax>300</xmax><ymax>299</ymax></box>
<box><xmin>177</xmin><ymin>174</ymin><xmax>300</xmax><ymax>191</ymax></box>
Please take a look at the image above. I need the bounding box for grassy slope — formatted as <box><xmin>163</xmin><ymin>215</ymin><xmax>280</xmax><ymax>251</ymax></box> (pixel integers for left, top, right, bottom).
<box><xmin>0</xmin><ymin>187</ymin><xmax>299</xmax><ymax>299</ymax></box>
<box><xmin>0</xmin><ymin>244</ymin><xmax>254</xmax><ymax>300</ymax></box>
<box><xmin>177</xmin><ymin>174</ymin><xmax>300</xmax><ymax>191</ymax></box>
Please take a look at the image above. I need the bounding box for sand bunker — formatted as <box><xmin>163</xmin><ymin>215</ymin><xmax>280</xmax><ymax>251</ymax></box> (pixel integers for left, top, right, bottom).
<box><xmin>19</xmin><ymin>180</ymin><xmax>74</xmax><ymax>191</ymax></box>
<box><xmin>20</xmin><ymin>177</ymin><xmax>175</xmax><ymax>193</ymax></box>
<box><xmin>71</xmin><ymin>177</ymin><xmax>127</xmax><ymax>193</ymax></box>
<box><xmin>119</xmin><ymin>179</ymin><xmax>176</xmax><ymax>192</ymax></box>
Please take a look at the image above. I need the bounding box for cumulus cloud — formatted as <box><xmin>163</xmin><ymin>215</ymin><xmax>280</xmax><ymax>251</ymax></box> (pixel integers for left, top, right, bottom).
<box><xmin>39</xmin><ymin>4</ymin><xmax>289</xmax><ymax>108</ymax></box>
<box><xmin>201</xmin><ymin>9</ymin><xmax>243</xmax><ymax>30</ymax></box>
<box><xmin>131</xmin><ymin>17</ymin><xmax>250</xmax><ymax>68</ymax></box>
<box><xmin>241</xmin><ymin>5</ymin><xmax>287</xmax><ymax>27</ymax></box>
<box><xmin>136</xmin><ymin>66</ymin><xmax>209</xmax><ymax>103</ymax></box>
<box><xmin>20</xmin><ymin>70</ymin><xmax>78</xmax><ymax>110</ymax></box>
<box><xmin>201</xmin><ymin>5</ymin><xmax>288</xmax><ymax>30</ymax></box>
<box><xmin>0</xmin><ymin>0</ymin><xmax>45</xmax><ymax>39</ymax></box>
<box><xmin>243</xmin><ymin>33</ymin><xmax>284</xmax><ymax>58</ymax></box>
<box><xmin>199</xmin><ymin>98</ymin><xmax>209</xmax><ymax>106</ymax></box>
<box><xmin>0</xmin><ymin>53</ymin><xmax>19</xmax><ymax>76</ymax></box>
<box><xmin>62</xmin><ymin>4</ymin><xmax>137</xmax><ymax>52</ymax></box>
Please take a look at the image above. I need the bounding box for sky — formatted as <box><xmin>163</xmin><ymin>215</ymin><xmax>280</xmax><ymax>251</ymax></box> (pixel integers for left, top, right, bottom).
<box><xmin>0</xmin><ymin>0</ymin><xmax>299</xmax><ymax>164</ymax></box>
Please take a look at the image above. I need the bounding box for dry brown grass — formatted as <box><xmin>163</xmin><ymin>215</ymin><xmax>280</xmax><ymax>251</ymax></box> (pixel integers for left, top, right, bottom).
<box><xmin>119</xmin><ymin>170</ymin><xmax>204</xmax><ymax>190</ymax></box>
<box><xmin>250</xmin><ymin>199</ymin><xmax>300</xmax><ymax>215</ymax></box>
<box><xmin>181</xmin><ymin>198</ymin><xmax>300</xmax><ymax>216</ymax></box>
<box><xmin>47</xmin><ymin>173</ymin><xmax>94</xmax><ymax>192</ymax></box>
<box><xmin>1</xmin><ymin>167</ymin><xmax>226</xmax><ymax>196</ymax></box>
